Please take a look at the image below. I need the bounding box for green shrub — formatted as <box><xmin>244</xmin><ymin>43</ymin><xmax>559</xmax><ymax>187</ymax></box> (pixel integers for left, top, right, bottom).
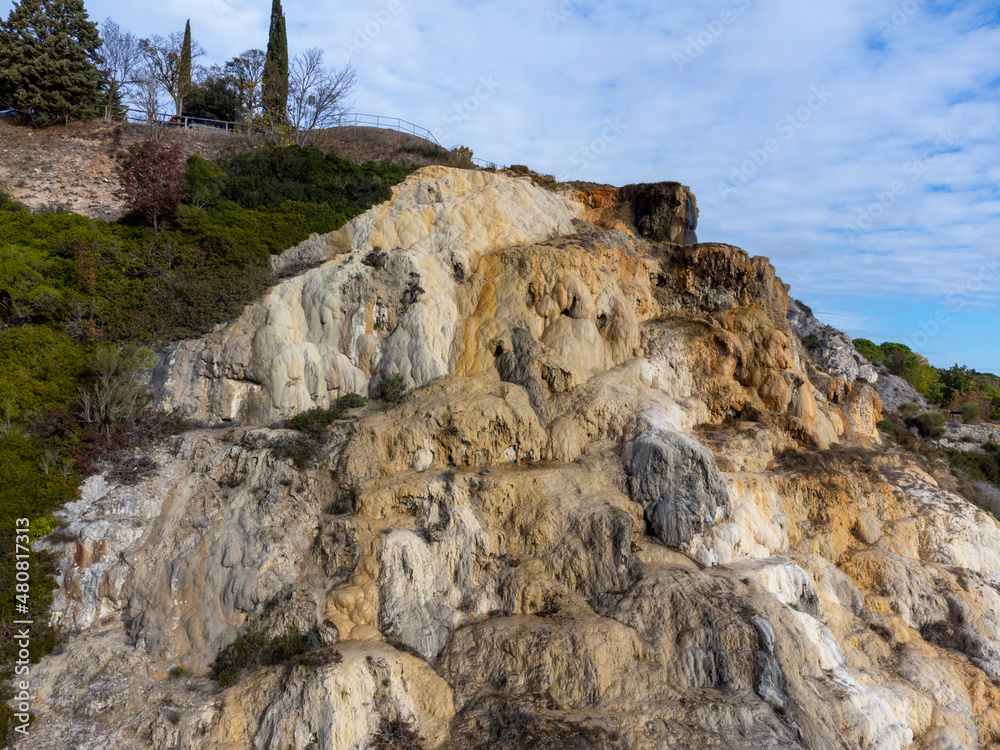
<box><xmin>209</xmin><ymin>625</ymin><xmax>324</xmax><ymax>687</ymax></box>
<box><xmin>946</xmin><ymin>448</ymin><xmax>1000</xmax><ymax>488</ymax></box>
<box><xmin>218</xmin><ymin>146</ymin><xmax>410</xmax><ymax>212</ymax></box>
<box><xmin>380</xmin><ymin>375</ymin><xmax>407</xmax><ymax>404</ymax></box>
<box><xmin>336</xmin><ymin>392</ymin><xmax>367</xmax><ymax>410</ymax></box>
<box><xmin>284</xmin><ymin>406</ymin><xmax>343</xmax><ymax>440</ymax></box>
<box><xmin>961</xmin><ymin>402</ymin><xmax>982</xmax><ymax>424</ymax></box>
<box><xmin>270</xmin><ymin>434</ymin><xmax>320</xmax><ymax>469</ymax></box>
<box><xmin>185</xmin><ymin>154</ymin><xmax>226</xmax><ymax>209</ymax></box>
<box><xmin>801</xmin><ymin>334</ymin><xmax>821</xmax><ymax>352</ymax></box>
<box><xmin>0</xmin><ymin>189</ymin><xmax>28</xmax><ymax>212</ymax></box>
<box><xmin>0</xmin><ymin>326</ymin><xmax>87</xmax><ymax>417</ymax></box>
<box><xmin>911</xmin><ymin>411</ymin><xmax>948</xmax><ymax>438</ymax></box>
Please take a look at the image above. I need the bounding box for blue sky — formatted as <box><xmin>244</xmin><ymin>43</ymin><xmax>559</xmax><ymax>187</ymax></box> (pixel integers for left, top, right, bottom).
<box><xmin>6</xmin><ymin>0</ymin><xmax>998</xmax><ymax>372</ymax></box>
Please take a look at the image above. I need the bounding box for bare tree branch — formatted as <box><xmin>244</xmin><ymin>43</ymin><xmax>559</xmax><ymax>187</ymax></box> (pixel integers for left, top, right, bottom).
<box><xmin>137</xmin><ymin>31</ymin><xmax>205</xmax><ymax>116</ymax></box>
<box><xmin>98</xmin><ymin>18</ymin><xmax>141</xmax><ymax>122</ymax></box>
<box><xmin>287</xmin><ymin>49</ymin><xmax>355</xmax><ymax>146</ymax></box>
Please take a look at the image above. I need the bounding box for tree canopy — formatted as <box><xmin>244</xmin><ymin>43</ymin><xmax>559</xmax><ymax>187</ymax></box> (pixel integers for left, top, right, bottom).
<box><xmin>0</xmin><ymin>0</ymin><xmax>103</xmax><ymax>125</ymax></box>
<box><xmin>263</xmin><ymin>0</ymin><xmax>289</xmax><ymax>119</ymax></box>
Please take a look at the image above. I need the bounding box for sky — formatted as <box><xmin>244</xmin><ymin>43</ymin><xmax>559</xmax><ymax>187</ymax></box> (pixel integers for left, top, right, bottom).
<box><xmin>6</xmin><ymin>0</ymin><xmax>998</xmax><ymax>372</ymax></box>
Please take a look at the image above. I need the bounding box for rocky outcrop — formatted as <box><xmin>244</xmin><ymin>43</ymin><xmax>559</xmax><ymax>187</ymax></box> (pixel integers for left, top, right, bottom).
<box><xmin>934</xmin><ymin>421</ymin><xmax>1000</xmax><ymax>452</ymax></box>
<box><xmin>152</xmin><ymin>167</ymin><xmax>584</xmax><ymax>426</ymax></box>
<box><xmin>22</xmin><ymin>167</ymin><xmax>1000</xmax><ymax>750</ymax></box>
<box><xmin>571</xmin><ymin>181</ymin><xmax>699</xmax><ymax>245</ymax></box>
<box><xmin>619</xmin><ymin>181</ymin><xmax>699</xmax><ymax>244</ymax></box>
<box><xmin>787</xmin><ymin>297</ymin><xmax>927</xmax><ymax>413</ymax></box>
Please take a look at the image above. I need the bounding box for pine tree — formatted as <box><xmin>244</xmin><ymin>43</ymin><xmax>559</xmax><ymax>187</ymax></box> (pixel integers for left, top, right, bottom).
<box><xmin>262</xmin><ymin>0</ymin><xmax>288</xmax><ymax>120</ymax></box>
<box><xmin>0</xmin><ymin>0</ymin><xmax>103</xmax><ymax>125</ymax></box>
<box><xmin>178</xmin><ymin>19</ymin><xmax>192</xmax><ymax>115</ymax></box>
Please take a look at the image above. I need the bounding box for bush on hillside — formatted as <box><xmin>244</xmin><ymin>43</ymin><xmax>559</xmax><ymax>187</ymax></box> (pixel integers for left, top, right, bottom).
<box><xmin>184</xmin><ymin>154</ymin><xmax>226</xmax><ymax>209</ymax></box>
<box><xmin>910</xmin><ymin>410</ymin><xmax>948</xmax><ymax>438</ymax></box>
<box><xmin>962</xmin><ymin>402</ymin><xmax>982</xmax><ymax>424</ymax></box>
<box><xmin>115</xmin><ymin>141</ymin><xmax>189</xmax><ymax>230</ymax></box>
<box><xmin>379</xmin><ymin>375</ymin><xmax>407</xmax><ymax>404</ymax></box>
<box><xmin>217</xmin><ymin>145</ymin><xmax>409</xmax><ymax>211</ymax></box>
<box><xmin>209</xmin><ymin>625</ymin><xmax>328</xmax><ymax>687</ymax></box>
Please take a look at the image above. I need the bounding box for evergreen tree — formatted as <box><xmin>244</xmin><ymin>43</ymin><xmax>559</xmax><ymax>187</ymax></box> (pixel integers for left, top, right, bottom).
<box><xmin>262</xmin><ymin>0</ymin><xmax>288</xmax><ymax>120</ymax></box>
<box><xmin>0</xmin><ymin>0</ymin><xmax>103</xmax><ymax>125</ymax></box>
<box><xmin>178</xmin><ymin>19</ymin><xmax>192</xmax><ymax>113</ymax></box>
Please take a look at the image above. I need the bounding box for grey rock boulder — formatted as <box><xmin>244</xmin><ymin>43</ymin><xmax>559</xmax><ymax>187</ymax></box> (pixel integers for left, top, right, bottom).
<box><xmin>623</xmin><ymin>418</ymin><xmax>730</xmax><ymax>548</ymax></box>
<box><xmin>873</xmin><ymin>365</ymin><xmax>928</xmax><ymax>412</ymax></box>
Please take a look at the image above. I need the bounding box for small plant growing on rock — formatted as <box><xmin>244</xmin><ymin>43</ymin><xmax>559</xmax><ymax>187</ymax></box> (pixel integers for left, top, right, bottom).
<box><xmin>336</xmin><ymin>392</ymin><xmax>367</xmax><ymax>410</ymax></box>
<box><xmin>209</xmin><ymin>624</ymin><xmax>324</xmax><ymax>688</ymax></box>
<box><xmin>801</xmin><ymin>334</ymin><xmax>821</xmax><ymax>352</ymax></box>
<box><xmin>284</xmin><ymin>405</ymin><xmax>343</xmax><ymax>440</ymax></box>
<box><xmin>270</xmin><ymin>434</ymin><xmax>320</xmax><ymax>469</ymax></box>
<box><xmin>536</xmin><ymin>592</ymin><xmax>562</xmax><ymax>618</ymax></box>
<box><xmin>380</xmin><ymin>375</ymin><xmax>407</xmax><ymax>404</ymax></box>
<box><xmin>371</xmin><ymin>716</ymin><xmax>422</xmax><ymax>749</ymax></box>
<box><xmin>911</xmin><ymin>410</ymin><xmax>948</xmax><ymax>438</ymax></box>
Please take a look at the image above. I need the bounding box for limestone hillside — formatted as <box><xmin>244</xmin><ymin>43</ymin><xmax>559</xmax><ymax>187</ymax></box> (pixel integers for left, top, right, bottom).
<box><xmin>21</xmin><ymin>167</ymin><xmax>1000</xmax><ymax>749</ymax></box>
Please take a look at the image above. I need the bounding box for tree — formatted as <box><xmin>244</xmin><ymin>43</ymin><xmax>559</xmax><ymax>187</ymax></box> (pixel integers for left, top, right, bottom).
<box><xmin>178</xmin><ymin>20</ymin><xmax>193</xmax><ymax>112</ymax></box>
<box><xmin>115</xmin><ymin>141</ymin><xmax>188</xmax><ymax>230</ymax></box>
<box><xmin>0</xmin><ymin>0</ymin><xmax>103</xmax><ymax>125</ymax></box>
<box><xmin>131</xmin><ymin>70</ymin><xmax>166</xmax><ymax>139</ymax></box>
<box><xmin>287</xmin><ymin>49</ymin><xmax>355</xmax><ymax>145</ymax></box>
<box><xmin>138</xmin><ymin>30</ymin><xmax>204</xmax><ymax>117</ymax></box>
<box><xmin>262</xmin><ymin>0</ymin><xmax>288</xmax><ymax>119</ymax></box>
<box><xmin>184</xmin><ymin>71</ymin><xmax>240</xmax><ymax>123</ymax></box>
<box><xmin>97</xmin><ymin>18</ymin><xmax>141</xmax><ymax>122</ymax></box>
<box><xmin>79</xmin><ymin>343</ymin><xmax>156</xmax><ymax>432</ymax></box>
<box><xmin>225</xmin><ymin>49</ymin><xmax>266</xmax><ymax>123</ymax></box>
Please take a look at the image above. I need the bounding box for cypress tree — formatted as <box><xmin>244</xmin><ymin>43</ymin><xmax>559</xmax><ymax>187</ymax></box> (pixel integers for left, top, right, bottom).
<box><xmin>178</xmin><ymin>19</ymin><xmax>192</xmax><ymax>115</ymax></box>
<box><xmin>262</xmin><ymin>0</ymin><xmax>288</xmax><ymax>120</ymax></box>
<box><xmin>0</xmin><ymin>0</ymin><xmax>103</xmax><ymax>125</ymax></box>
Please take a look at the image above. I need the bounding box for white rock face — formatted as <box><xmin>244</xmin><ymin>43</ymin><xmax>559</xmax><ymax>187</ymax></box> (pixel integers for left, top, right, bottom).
<box><xmin>154</xmin><ymin>167</ymin><xmax>583</xmax><ymax>426</ymax></box>
<box><xmin>21</xmin><ymin>167</ymin><xmax>1000</xmax><ymax>750</ymax></box>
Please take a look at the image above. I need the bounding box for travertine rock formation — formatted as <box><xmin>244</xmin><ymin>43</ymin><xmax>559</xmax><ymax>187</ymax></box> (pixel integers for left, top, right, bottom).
<box><xmin>21</xmin><ymin>167</ymin><xmax>1000</xmax><ymax>750</ymax></box>
<box><xmin>787</xmin><ymin>297</ymin><xmax>926</xmax><ymax>413</ymax></box>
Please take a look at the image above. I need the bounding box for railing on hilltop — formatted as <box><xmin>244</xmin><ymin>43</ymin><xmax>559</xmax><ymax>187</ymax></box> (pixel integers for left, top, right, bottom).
<box><xmin>337</xmin><ymin>113</ymin><xmax>507</xmax><ymax>168</ymax></box>
<box><xmin>338</xmin><ymin>112</ymin><xmax>442</xmax><ymax>146</ymax></box>
<box><xmin>103</xmin><ymin>107</ymin><xmax>507</xmax><ymax>168</ymax></box>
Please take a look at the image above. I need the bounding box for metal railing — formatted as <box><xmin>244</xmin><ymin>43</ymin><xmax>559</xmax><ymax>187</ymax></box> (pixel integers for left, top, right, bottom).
<box><xmin>337</xmin><ymin>113</ymin><xmax>506</xmax><ymax>168</ymax></box>
<box><xmin>105</xmin><ymin>107</ymin><xmax>507</xmax><ymax>168</ymax></box>
<box><xmin>338</xmin><ymin>112</ymin><xmax>442</xmax><ymax>145</ymax></box>
<box><xmin>116</xmin><ymin>107</ymin><xmax>242</xmax><ymax>132</ymax></box>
